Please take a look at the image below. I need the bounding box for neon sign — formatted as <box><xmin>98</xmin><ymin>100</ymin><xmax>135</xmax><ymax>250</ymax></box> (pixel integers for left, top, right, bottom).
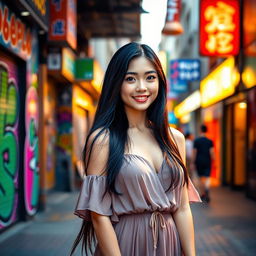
<box><xmin>200</xmin><ymin>0</ymin><xmax>240</xmax><ymax>56</ymax></box>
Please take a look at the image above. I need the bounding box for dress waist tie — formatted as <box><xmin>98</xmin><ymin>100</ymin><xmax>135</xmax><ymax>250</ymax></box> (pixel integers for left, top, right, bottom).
<box><xmin>149</xmin><ymin>211</ymin><xmax>166</xmax><ymax>250</ymax></box>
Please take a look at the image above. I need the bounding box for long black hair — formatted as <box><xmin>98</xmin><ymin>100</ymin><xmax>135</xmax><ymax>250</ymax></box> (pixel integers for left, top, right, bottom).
<box><xmin>70</xmin><ymin>42</ymin><xmax>188</xmax><ymax>255</ymax></box>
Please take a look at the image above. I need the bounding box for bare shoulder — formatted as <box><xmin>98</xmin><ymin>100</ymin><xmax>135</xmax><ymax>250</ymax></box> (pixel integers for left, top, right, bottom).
<box><xmin>169</xmin><ymin>127</ymin><xmax>185</xmax><ymax>163</ymax></box>
<box><xmin>87</xmin><ymin>128</ymin><xmax>110</xmax><ymax>147</ymax></box>
<box><xmin>169</xmin><ymin>127</ymin><xmax>185</xmax><ymax>145</ymax></box>
<box><xmin>86</xmin><ymin>128</ymin><xmax>110</xmax><ymax>176</ymax></box>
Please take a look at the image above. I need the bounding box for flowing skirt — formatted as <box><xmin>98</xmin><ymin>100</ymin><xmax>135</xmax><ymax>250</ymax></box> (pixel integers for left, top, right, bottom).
<box><xmin>94</xmin><ymin>212</ymin><xmax>182</xmax><ymax>256</ymax></box>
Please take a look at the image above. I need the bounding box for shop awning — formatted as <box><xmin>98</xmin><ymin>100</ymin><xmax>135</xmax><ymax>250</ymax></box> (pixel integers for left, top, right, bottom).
<box><xmin>77</xmin><ymin>0</ymin><xmax>145</xmax><ymax>39</ymax></box>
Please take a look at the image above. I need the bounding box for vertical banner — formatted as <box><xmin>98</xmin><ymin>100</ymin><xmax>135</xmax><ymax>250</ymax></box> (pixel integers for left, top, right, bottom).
<box><xmin>200</xmin><ymin>0</ymin><xmax>240</xmax><ymax>56</ymax></box>
<box><xmin>49</xmin><ymin>0</ymin><xmax>77</xmax><ymax>50</ymax></box>
<box><xmin>162</xmin><ymin>0</ymin><xmax>183</xmax><ymax>35</ymax></box>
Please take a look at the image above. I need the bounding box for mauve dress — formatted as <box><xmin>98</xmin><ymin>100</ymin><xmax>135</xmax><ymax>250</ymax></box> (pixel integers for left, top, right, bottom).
<box><xmin>75</xmin><ymin>154</ymin><xmax>201</xmax><ymax>256</ymax></box>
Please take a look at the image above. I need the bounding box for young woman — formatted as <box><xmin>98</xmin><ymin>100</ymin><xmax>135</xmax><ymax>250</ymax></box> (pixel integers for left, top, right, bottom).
<box><xmin>71</xmin><ymin>42</ymin><xmax>201</xmax><ymax>256</ymax></box>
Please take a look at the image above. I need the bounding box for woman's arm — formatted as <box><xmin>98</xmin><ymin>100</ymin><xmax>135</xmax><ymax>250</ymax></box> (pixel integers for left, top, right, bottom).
<box><xmin>173</xmin><ymin>184</ymin><xmax>196</xmax><ymax>256</ymax></box>
<box><xmin>87</xmin><ymin>130</ymin><xmax>121</xmax><ymax>256</ymax></box>
<box><xmin>91</xmin><ymin>212</ymin><xmax>121</xmax><ymax>256</ymax></box>
<box><xmin>170</xmin><ymin>128</ymin><xmax>196</xmax><ymax>256</ymax></box>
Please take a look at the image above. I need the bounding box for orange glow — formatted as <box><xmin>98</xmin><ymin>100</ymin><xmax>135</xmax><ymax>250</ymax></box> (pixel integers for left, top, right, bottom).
<box><xmin>238</xmin><ymin>102</ymin><xmax>247</xmax><ymax>109</ymax></box>
<box><xmin>28</xmin><ymin>99</ymin><xmax>37</xmax><ymax>115</ymax></box>
<box><xmin>73</xmin><ymin>85</ymin><xmax>94</xmax><ymax>111</ymax></box>
<box><xmin>91</xmin><ymin>60</ymin><xmax>104</xmax><ymax>92</ymax></box>
<box><xmin>201</xmin><ymin>57</ymin><xmax>236</xmax><ymax>107</ymax></box>
<box><xmin>242</xmin><ymin>67</ymin><xmax>256</xmax><ymax>88</ymax></box>
<box><xmin>174</xmin><ymin>90</ymin><xmax>201</xmax><ymax>118</ymax></box>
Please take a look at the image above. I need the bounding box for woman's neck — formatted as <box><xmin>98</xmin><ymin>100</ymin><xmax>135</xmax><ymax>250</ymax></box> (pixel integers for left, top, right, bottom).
<box><xmin>125</xmin><ymin>107</ymin><xmax>148</xmax><ymax>131</ymax></box>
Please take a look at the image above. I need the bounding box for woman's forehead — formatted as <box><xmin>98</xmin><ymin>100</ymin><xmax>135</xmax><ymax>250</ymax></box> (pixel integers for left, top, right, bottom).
<box><xmin>127</xmin><ymin>56</ymin><xmax>156</xmax><ymax>72</ymax></box>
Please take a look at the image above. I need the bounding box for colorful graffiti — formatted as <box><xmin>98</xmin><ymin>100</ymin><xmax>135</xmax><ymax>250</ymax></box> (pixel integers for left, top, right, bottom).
<box><xmin>24</xmin><ymin>86</ymin><xmax>39</xmax><ymax>216</ymax></box>
<box><xmin>0</xmin><ymin>60</ymin><xmax>19</xmax><ymax>229</ymax></box>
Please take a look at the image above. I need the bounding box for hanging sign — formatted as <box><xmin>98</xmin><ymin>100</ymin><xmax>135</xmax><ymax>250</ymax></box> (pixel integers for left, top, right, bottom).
<box><xmin>75</xmin><ymin>58</ymin><xmax>93</xmax><ymax>81</ymax></box>
<box><xmin>49</xmin><ymin>0</ymin><xmax>77</xmax><ymax>50</ymax></box>
<box><xmin>170</xmin><ymin>59</ymin><xmax>200</xmax><ymax>93</ymax></box>
<box><xmin>200</xmin><ymin>0</ymin><xmax>240</xmax><ymax>56</ymax></box>
<box><xmin>162</xmin><ymin>0</ymin><xmax>183</xmax><ymax>35</ymax></box>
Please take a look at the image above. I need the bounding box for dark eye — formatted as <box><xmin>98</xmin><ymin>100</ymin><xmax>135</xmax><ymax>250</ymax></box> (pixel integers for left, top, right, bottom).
<box><xmin>147</xmin><ymin>75</ymin><xmax>156</xmax><ymax>81</ymax></box>
<box><xmin>125</xmin><ymin>76</ymin><xmax>135</xmax><ymax>82</ymax></box>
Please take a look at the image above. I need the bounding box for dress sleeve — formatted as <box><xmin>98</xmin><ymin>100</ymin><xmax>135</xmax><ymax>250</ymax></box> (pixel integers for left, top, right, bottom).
<box><xmin>188</xmin><ymin>178</ymin><xmax>202</xmax><ymax>203</ymax></box>
<box><xmin>74</xmin><ymin>175</ymin><xmax>112</xmax><ymax>221</ymax></box>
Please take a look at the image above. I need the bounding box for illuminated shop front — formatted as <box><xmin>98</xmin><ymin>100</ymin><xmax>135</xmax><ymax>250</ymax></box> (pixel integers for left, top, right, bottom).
<box><xmin>200</xmin><ymin>57</ymin><xmax>239</xmax><ymax>186</ymax></box>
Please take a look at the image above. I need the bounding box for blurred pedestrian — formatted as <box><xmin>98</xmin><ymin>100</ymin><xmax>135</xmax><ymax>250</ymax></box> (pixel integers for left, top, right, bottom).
<box><xmin>193</xmin><ymin>124</ymin><xmax>215</xmax><ymax>203</ymax></box>
<box><xmin>71</xmin><ymin>42</ymin><xmax>201</xmax><ymax>256</ymax></box>
<box><xmin>185</xmin><ymin>132</ymin><xmax>194</xmax><ymax>176</ymax></box>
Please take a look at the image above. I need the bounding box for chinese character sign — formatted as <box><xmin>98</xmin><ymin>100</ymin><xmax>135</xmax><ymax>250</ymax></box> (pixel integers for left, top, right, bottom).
<box><xmin>200</xmin><ymin>0</ymin><xmax>240</xmax><ymax>56</ymax></box>
<box><xmin>49</xmin><ymin>0</ymin><xmax>77</xmax><ymax>50</ymax></box>
<box><xmin>170</xmin><ymin>59</ymin><xmax>201</xmax><ymax>93</ymax></box>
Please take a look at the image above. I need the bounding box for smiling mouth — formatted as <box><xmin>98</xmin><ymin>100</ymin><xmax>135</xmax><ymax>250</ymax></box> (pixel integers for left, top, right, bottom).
<box><xmin>132</xmin><ymin>95</ymin><xmax>150</xmax><ymax>103</ymax></box>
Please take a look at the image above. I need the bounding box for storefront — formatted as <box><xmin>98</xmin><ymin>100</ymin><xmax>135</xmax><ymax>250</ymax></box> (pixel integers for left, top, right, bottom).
<box><xmin>0</xmin><ymin>0</ymin><xmax>46</xmax><ymax>231</ymax></box>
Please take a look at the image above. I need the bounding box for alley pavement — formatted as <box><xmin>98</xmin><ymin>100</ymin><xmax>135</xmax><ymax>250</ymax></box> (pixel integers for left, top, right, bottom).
<box><xmin>0</xmin><ymin>186</ymin><xmax>256</xmax><ymax>256</ymax></box>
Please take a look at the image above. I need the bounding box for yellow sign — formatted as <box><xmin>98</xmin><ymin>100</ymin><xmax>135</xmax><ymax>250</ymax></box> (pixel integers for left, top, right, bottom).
<box><xmin>174</xmin><ymin>90</ymin><xmax>201</xmax><ymax>118</ymax></box>
<box><xmin>200</xmin><ymin>57</ymin><xmax>237</xmax><ymax>108</ymax></box>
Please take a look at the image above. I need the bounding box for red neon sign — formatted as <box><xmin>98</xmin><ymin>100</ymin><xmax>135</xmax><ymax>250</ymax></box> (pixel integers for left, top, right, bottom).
<box><xmin>200</xmin><ymin>0</ymin><xmax>240</xmax><ymax>56</ymax></box>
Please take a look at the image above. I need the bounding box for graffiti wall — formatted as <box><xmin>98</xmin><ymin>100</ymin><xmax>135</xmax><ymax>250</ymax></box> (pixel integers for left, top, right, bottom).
<box><xmin>0</xmin><ymin>2</ymin><xmax>40</xmax><ymax>230</ymax></box>
<box><xmin>0</xmin><ymin>53</ymin><xmax>19</xmax><ymax>230</ymax></box>
<box><xmin>24</xmin><ymin>86</ymin><xmax>39</xmax><ymax>215</ymax></box>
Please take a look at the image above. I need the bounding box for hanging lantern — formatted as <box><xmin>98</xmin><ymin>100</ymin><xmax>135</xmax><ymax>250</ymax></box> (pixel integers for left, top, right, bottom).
<box><xmin>162</xmin><ymin>0</ymin><xmax>184</xmax><ymax>35</ymax></box>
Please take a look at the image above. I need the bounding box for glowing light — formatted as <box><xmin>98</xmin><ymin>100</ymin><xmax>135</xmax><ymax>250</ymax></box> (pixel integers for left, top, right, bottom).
<box><xmin>242</xmin><ymin>67</ymin><xmax>256</xmax><ymax>88</ymax></box>
<box><xmin>174</xmin><ymin>90</ymin><xmax>201</xmax><ymax>118</ymax></box>
<box><xmin>200</xmin><ymin>57</ymin><xmax>236</xmax><ymax>108</ymax></box>
<box><xmin>238</xmin><ymin>102</ymin><xmax>247</xmax><ymax>109</ymax></box>
<box><xmin>21</xmin><ymin>11</ymin><xmax>30</xmax><ymax>16</ymax></box>
<box><xmin>28</xmin><ymin>100</ymin><xmax>37</xmax><ymax>115</ymax></box>
<box><xmin>75</xmin><ymin>98</ymin><xmax>89</xmax><ymax>109</ymax></box>
<box><xmin>180</xmin><ymin>114</ymin><xmax>191</xmax><ymax>124</ymax></box>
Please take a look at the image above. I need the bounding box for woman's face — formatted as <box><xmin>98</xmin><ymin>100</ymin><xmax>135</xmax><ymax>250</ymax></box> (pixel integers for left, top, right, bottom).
<box><xmin>121</xmin><ymin>56</ymin><xmax>159</xmax><ymax>113</ymax></box>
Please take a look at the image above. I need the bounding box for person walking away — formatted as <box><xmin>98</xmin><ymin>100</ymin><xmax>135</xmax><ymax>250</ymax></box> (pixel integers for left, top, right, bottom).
<box><xmin>193</xmin><ymin>125</ymin><xmax>214</xmax><ymax>202</ymax></box>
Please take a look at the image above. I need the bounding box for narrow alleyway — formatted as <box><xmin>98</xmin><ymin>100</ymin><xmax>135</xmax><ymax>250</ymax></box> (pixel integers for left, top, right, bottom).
<box><xmin>0</xmin><ymin>187</ymin><xmax>256</xmax><ymax>256</ymax></box>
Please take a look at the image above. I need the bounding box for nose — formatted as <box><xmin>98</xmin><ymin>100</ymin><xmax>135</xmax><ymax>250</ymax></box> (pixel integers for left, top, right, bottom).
<box><xmin>136</xmin><ymin>80</ymin><xmax>147</xmax><ymax>92</ymax></box>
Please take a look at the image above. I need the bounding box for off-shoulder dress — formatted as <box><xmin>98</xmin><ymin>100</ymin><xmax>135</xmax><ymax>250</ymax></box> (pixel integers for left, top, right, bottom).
<box><xmin>75</xmin><ymin>154</ymin><xmax>201</xmax><ymax>256</ymax></box>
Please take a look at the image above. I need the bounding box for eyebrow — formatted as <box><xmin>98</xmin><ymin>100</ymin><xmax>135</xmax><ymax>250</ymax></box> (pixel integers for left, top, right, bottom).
<box><xmin>125</xmin><ymin>71</ymin><xmax>157</xmax><ymax>75</ymax></box>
